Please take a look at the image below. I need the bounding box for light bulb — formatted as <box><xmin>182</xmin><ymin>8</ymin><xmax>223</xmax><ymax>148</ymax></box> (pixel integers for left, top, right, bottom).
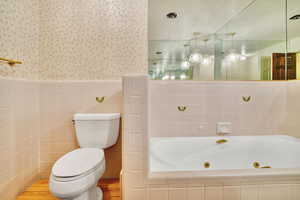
<box><xmin>189</xmin><ymin>53</ymin><xmax>202</xmax><ymax>63</ymax></box>
<box><xmin>180</xmin><ymin>74</ymin><xmax>187</xmax><ymax>80</ymax></box>
<box><xmin>181</xmin><ymin>61</ymin><xmax>190</xmax><ymax>69</ymax></box>
<box><xmin>202</xmin><ymin>55</ymin><xmax>211</xmax><ymax>65</ymax></box>
<box><xmin>162</xmin><ymin>75</ymin><xmax>170</xmax><ymax>80</ymax></box>
<box><xmin>227</xmin><ymin>53</ymin><xmax>239</xmax><ymax>62</ymax></box>
<box><xmin>240</xmin><ymin>55</ymin><xmax>247</xmax><ymax>61</ymax></box>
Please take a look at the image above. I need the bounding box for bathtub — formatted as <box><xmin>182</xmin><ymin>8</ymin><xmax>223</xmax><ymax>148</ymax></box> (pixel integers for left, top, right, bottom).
<box><xmin>149</xmin><ymin>135</ymin><xmax>300</xmax><ymax>179</ymax></box>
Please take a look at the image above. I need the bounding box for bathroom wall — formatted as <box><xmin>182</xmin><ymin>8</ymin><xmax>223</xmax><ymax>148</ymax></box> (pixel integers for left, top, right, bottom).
<box><xmin>38</xmin><ymin>0</ymin><xmax>147</xmax><ymax>80</ymax></box>
<box><xmin>39</xmin><ymin>80</ymin><xmax>123</xmax><ymax>179</ymax></box>
<box><xmin>122</xmin><ymin>75</ymin><xmax>300</xmax><ymax>200</ymax></box>
<box><xmin>150</xmin><ymin>80</ymin><xmax>287</xmax><ymax>137</ymax></box>
<box><xmin>1</xmin><ymin>0</ymin><xmax>147</xmax><ymax>80</ymax></box>
<box><xmin>0</xmin><ymin>0</ymin><xmax>40</xmax><ymax>79</ymax></box>
<box><xmin>0</xmin><ymin>78</ymin><xmax>40</xmax><ymax>199</ymax></box>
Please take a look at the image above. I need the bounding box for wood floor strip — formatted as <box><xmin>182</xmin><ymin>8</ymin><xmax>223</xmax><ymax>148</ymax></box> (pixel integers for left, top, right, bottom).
<box><xmin>17</xmin><ymin>179</ymin><xmax>120</xmax><ymax>200</ymax></box>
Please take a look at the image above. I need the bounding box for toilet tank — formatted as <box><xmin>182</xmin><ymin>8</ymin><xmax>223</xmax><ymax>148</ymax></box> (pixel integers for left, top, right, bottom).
<box><xmin>73</xmin><ymin>113</ymin><xmax>120</xmax><ymax>149</ymax></box>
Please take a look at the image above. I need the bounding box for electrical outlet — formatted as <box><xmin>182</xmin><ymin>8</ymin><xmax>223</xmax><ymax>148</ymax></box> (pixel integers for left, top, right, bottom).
<box><xmin>217</xmin><ymin>122</ymin><xmax>232</xmax><ymax>135</ymax></box>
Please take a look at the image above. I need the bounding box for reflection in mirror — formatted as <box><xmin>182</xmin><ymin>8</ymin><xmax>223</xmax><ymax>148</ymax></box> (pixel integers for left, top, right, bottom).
<box><xmin>287</xmin><ymin>0</ymin><xmax>300</xmax><ymax>80</ymax></box>
<box><xmin>148</xmin><ymin>0</ymin><xmax>288</xmax><ymax>80</ymax></box>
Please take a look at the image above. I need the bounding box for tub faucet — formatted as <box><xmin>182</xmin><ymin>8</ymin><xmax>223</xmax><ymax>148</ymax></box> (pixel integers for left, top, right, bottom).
<box><xmin>216</xmin><ymin>139</ymin><xmax>228</xmax><ymax>144</ymax></box>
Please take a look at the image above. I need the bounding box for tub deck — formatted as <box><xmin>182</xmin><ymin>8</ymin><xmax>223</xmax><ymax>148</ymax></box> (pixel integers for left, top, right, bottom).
<box><xmin>150</xmin><ymin>135</ymin><xmax>300</xmax><ymax>179</ymax></box>
<box><xmin>17</xmin><ymin>179</ymin><xmax>120</xmax><ymax>200</ymax></box>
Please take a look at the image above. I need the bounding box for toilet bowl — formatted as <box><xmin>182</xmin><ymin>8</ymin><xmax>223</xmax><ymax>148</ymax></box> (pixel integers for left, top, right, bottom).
<box><xmin>49</xmin><ymin>113</ymin><xmax>120</xmax><ymax>200</ymax></box>
<box><xmin>50</xmin><ymin>148</ymin><xmax>105</xmax><ymax>200</ymax></box>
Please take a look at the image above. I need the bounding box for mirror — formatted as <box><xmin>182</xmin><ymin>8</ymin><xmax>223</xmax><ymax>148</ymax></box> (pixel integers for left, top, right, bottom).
<box><xmin>148</xmin><ymin>0</ymin><xmax>289</xmax><ymax>80</ymax></box>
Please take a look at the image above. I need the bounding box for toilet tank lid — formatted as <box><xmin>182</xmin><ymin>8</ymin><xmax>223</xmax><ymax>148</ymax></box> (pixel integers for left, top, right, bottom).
<box><xmin>74</xmin><ymin>113</ymin><xmax>120</xmax><ymax>120</ymax></box>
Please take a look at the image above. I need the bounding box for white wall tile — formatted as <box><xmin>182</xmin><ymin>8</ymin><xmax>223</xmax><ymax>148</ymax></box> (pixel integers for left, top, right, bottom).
<box><xmin>125</xmin><ymin>188</ymin><xmax>147</xmax><ymax>200</ymax></box>
<box><xmin>289</xmin><ymin>184</ymin><xmax>300</xmax><ymax>200</ymax></box>
<box><xmin>169</xmin><ymin>188</ymin><xmax>187</xmax><ymax>200</ymax></box>
<box><xmin>259</xmin><ymin>184</ymin><xmax>290</xmax><ymax>200</ymax></box>
<box><xmin>224</xmin><ymin>186</ymin><xmax>241</xmax><ymax>200</ymax></box>
<box><xmin>205</xmin><ymin>186</ymin><xmax>223</xmax><ymax>200</ymax></box>
<box><xmin>149</xmin><ymin>188</ymin><xmax>169</xmax><ymax>200</ymax></box>
<box><xmin>241</xmin><ymin>185</ymin><xmax>259</xmax><ymax>200</ymax></box>
<box><xmin>187</xmin><ymin>187</ymin><xmax>204</xmax><ymax>200</ymax></box>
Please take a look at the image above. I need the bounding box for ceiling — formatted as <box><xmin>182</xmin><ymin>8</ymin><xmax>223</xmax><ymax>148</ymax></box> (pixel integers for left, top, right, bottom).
<box><xmin>148</xmin><ymin>0</ymin><xmax>256</xmax><ymax>40</ymax></box>
<box><xmin>218</xmin><ymin>0</ymin><xmax>300</xmax><ymax>41</ymax></box>
<box><xmin>148</xmin><ymin>0</ymin><xmax>300</xmax><ymax>63</ymax></box>
<box><xmin>149</xmin><ymin>0</ymin><xmax>300</xmax><ymax>41</ymax></box>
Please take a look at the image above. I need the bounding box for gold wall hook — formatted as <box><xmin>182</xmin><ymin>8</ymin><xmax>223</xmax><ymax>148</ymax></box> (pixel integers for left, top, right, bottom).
<box><xmin>204</xmin><ymin>162</ymin><xmax>210</xmax><ymax>168</ymax></box>
<box><xmin>0</xmin><ymin>57</ymin><xmax>22</xmax><ymax>66</ymax></box>
<box><xmin>96</xmin><ymin>96</ymin><xmax>105</xmax><ymax>103</ymax></box>
<box><xmin>242</xmin><ymin>96</ymin><xmax>251</xmax><ymax>102</ymax></box>
<box><xmin>253</xmin><ymin>162</ymin><xmax>260</xmax><ymax>168</ymax></box>
<box><xmin>177</xmin><ymin>106</ymin><xmax>187</xmax><ymax>112</ymax></box>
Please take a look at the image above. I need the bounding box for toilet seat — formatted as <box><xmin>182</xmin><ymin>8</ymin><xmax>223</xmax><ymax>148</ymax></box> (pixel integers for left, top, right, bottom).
<box><xmin>52</xmin><ymin>148</ymin><xmax>105</xmax><ymax>182</ymax></box>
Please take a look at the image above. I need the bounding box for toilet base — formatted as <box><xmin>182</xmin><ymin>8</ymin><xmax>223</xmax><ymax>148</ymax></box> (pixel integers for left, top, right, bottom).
<box><xmin>96</xmin><ymin>187</ymin><xmax>103</xmax><ymax>200</ymax></box>
<box><xmin>64</xmin><ymin>186</ymin><xmax>103</xmax><ymax>200</ymax></box>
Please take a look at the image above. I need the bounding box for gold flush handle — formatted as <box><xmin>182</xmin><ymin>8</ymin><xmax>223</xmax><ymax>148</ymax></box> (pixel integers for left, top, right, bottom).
<box><xmin>242</xmin><ymin>96</ymin><xmax>251</xmax><ymax>102</ymax></box>
<box><xmin>96</xmin><ymin>96</ymin><xmax>105</xmax><ymax>103</ymax></box>
<box><xmin>177</xmin><ymin>106</ymin><xmax>187</xmax><ymax>112</ymax></box>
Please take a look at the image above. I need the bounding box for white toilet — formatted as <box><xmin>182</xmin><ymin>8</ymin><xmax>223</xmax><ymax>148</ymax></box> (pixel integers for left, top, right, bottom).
<box><xmin>49</xmin><ymin>113</ymin><xmax>120</xmax><ymax>200</ymax></box>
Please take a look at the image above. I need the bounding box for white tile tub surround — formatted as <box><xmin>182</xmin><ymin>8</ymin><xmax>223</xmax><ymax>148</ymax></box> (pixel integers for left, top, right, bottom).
<box><xmin>150</xmin><ymin>81</ymin><xmax>288</xmax><ymax>137</ymax></box>
<box><xmin>122</xmin><ymin>76</ymin><xmax>300</xmax><ymax>200</ymax></box>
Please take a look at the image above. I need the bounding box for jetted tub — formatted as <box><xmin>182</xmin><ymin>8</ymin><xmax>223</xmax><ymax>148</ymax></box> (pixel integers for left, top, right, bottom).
<box><xmin>149</xmin><ymin>135</ymin><xmax>300</xmax><ymax>179</ymax></box>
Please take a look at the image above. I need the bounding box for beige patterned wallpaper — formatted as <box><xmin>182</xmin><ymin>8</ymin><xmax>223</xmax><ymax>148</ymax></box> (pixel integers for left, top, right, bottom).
<box><xmin>0</xmin><ymin>0</ymin><xmax>147</xmax><ymax>80</ymax></box>
<box><xmin>0</xmin><ymin>0</ymin><xmax>40</xmax><ymax>79</ymax></box>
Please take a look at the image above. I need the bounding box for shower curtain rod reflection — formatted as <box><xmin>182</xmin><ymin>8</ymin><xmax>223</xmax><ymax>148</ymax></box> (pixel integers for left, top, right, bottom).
<box><xmin>0</xmin><ymin>57</ymin><xmax>22</xmax><ymax>66</ymax></box>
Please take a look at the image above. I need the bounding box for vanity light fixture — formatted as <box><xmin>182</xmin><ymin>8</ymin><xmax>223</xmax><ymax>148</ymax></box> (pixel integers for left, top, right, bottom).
<box><xmin>290</xmin><ymin>15</ymin><xmax>300</xmax><ymax>20</ymax></box>
<box><xmin>166</xmin><ymin>12</ymin><xmax>178</xmax><ymax>19</ymax></box>
<box><xmin>189</xmin><ymin>52</ymin><xmax>203</xmax><ymax>63</ymax></box>
<box><xmin>181</xmin><ymin>61</ymin><xmax>190</xmax><ymax>70</ymax></box>
<box><xmin>182</xmin><ymin>44</ymin><xmax>191</xmax><ymax>69</ymax></box>
<box><xmin>201</xmin><ymin>39</ymin><xmax>212</xmax><ymax>65</ymax></box>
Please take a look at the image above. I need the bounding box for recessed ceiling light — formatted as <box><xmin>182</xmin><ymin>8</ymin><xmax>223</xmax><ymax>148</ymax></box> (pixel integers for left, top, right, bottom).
<box><xmin>166</xmin><ymin>12</ymin><xmax>178</xmax><ymax>19</ymax></box>
<box><xmin>290</xmin><ymin>15</ymin><xmax>300</xmax><ymax>20</ymax></box>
